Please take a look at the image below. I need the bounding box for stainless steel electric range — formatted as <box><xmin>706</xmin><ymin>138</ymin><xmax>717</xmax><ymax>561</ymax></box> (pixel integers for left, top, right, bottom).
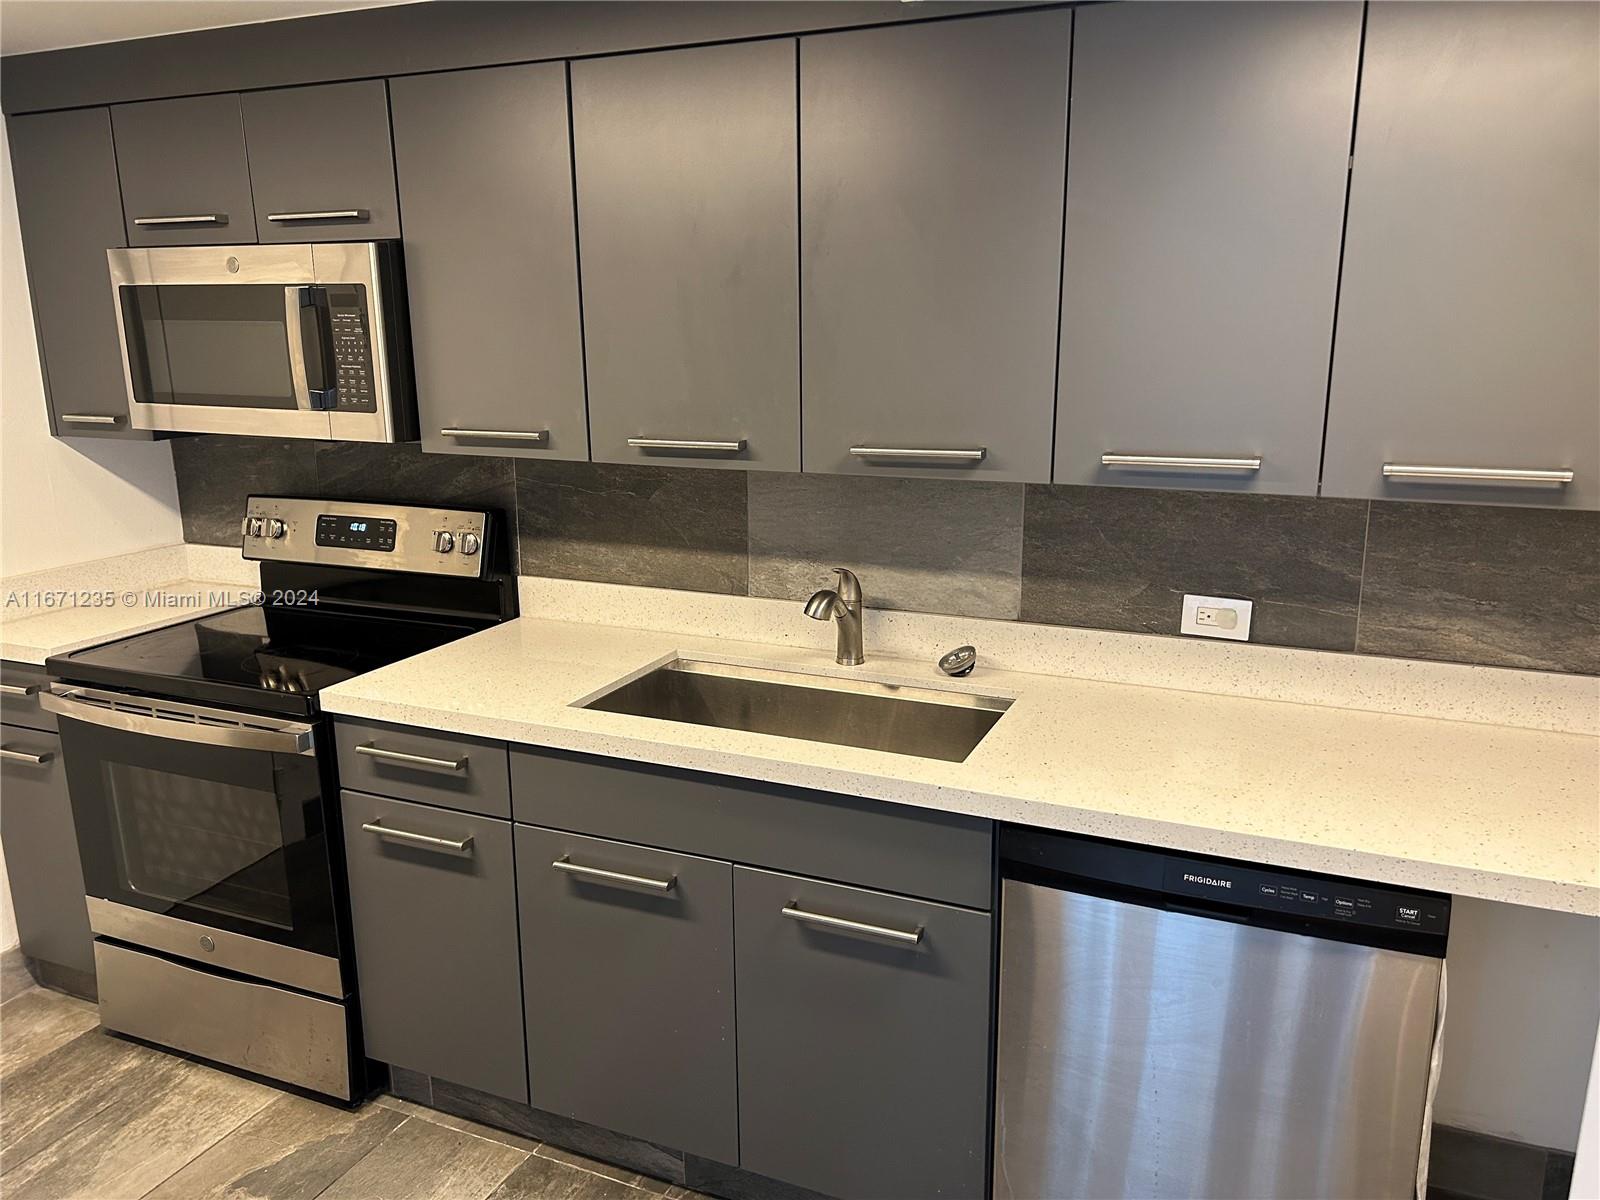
<box><xmin>41</xmin><ymin>497</ymin><xmax>516</xmax><ymax>1101</ymax></box>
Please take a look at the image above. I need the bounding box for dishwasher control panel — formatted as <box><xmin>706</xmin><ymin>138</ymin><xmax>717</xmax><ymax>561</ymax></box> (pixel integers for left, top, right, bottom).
<box><xmin>1164</xmin><ymin>857</ymin><xmax>1449</xmax><ymax>935</ymax></box>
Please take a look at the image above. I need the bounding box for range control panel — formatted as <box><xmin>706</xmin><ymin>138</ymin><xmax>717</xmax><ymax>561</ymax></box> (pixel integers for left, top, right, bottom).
<box><xmin>242</xmin><ymin>497</ymin><xmax>489</xmax><ymax>578</ymax></box>
<box><xmin>1164</xmin><ymin>857</ymin><xmax>1449</xmax><ymax>936</ymax></box>
<box><xmin>327</xmin><ymin>285</ymin><xmax>378</xmax><ymax>414</ymax></box>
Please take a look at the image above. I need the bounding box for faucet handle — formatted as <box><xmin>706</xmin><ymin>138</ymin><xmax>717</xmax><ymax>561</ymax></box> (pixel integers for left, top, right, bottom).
<box><xmin>831</xmin><ymin>567</ymin><xmax>862</xmax><ymax>601</ymax></box>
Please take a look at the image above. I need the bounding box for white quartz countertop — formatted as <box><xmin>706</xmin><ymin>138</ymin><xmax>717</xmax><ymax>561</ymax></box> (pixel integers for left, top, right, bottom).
<box><xmin>1</xmin><ymin>579</ymin><xmax>254</xmax><ymax>665</ymax></box>
<box><xmin>321</xmin><ymin>615</ymin><xmax>1600</xmax><ymax>917</ymax></box>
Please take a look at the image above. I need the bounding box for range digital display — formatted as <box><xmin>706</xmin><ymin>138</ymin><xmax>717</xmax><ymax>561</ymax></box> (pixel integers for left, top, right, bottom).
<box><xmin>315</xmin><ymin>513</ymin><xmax>397</xmax><ymax>551</ymax></box>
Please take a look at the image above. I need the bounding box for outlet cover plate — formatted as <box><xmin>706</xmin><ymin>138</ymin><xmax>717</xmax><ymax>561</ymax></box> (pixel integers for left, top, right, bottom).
<box><xmin>1181</xmin><ymin>594</ymin><xmax>1253</xmax><ymax>641</ymax></box>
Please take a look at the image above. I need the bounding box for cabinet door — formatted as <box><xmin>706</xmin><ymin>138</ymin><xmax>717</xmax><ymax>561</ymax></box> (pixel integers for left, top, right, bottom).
<box><xmin>1056</xmin><ymin>3</ymin><xmax>1361</xmax><ymax>495</ymax></box>
<box><xmin>112</xmin><ymin>94</ymin><xmax>256</xmax><ymax>246</ymax></box>
<box><xmin>517</xmin><ymin>826</ymin><xmax>737</xmax><ymax>1163</ymax></box>
<box><xmin>734</xmin><ymin>867</ymin><xmax>992</xmax><ymax>1200</ymax></box>
<box><xmin>6</xmin><ymin>109</ymin><xmax>143</xmax><ymax>438</ymax></box>
<box><xmin>1323</xmin><ymin>1</ymin><xmax>1600</xmax><ymax>509</ymax></box>
<box><xmin>242</xmin><ymin>81</ymin><xmax>400</xmax><ymax>242</ymax></box>
<box><xmin>0</xmin><ymin>728</ymin><xmax>94</xmax><ymax>974</ymax></box>
<box><xmin>573</xmin><ymin>40</ymin><xmax>798</xmax><ymax>471</ymax></box>
<box><xmin>341</xmin><ymin>791</ymin><xmax>526</xmax><ymax>1102</ymax></box>
<box><xmin>800</xmin><ymin>12</ymin><xmax>1070</xmax><ymax>482</ymax></box>
<box><xmin>390</xmin><ymin>64</ymin><xmax>588</xmax><ymax>460</ymax></box>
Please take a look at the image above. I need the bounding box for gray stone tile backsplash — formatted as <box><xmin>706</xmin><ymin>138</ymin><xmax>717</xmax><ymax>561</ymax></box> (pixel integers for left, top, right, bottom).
<box><xmin>1020</xmin><ymin>485</ymin><xmax>1368</xmax><ymax>652</ymax></box>
<box><xmin>514</xmin><ymin>460</ymin><xmax>748</xmax><ymax>595</ymax></box>
<box><xmin>748</xmin><ymin>473</ymin><xmax>1023</xmax><ymax>619</ymax></box>
<box><xmin>1357</xmin><ymin>502</ymin><xmax>1599</xmax><ymax>675</ymax></box>
<box><xmin>171</xmin><ymin>436</ymin><xmax>1598</xmax><ymax>674</ymax></box>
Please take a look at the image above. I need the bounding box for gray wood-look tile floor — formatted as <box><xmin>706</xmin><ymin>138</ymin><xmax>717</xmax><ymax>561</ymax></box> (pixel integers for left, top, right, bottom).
<box><xmin>0</xmin><ymin>979</ymin><xmax>705</xmax><ymax>1200</ymax></box>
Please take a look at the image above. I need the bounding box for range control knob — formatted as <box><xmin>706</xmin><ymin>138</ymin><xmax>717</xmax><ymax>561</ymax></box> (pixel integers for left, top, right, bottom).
<box><xmin>266</xmin><ymin>518</ymin><xmax>287</xmax><ymax>540</ymax></box>
<box><xmin>458</xmin><ymin>532</ymin><xmax>481</xmax><ymax>557</ymax></box>
<box><xmin>434</xmin><ymin>530</ymin><xmax>455</xmax><ymax>554</ymax></box>
<box><xmin>245</xmin><ymin>516</ymin><xmax>265</xmax><ymax>539</ymax></box>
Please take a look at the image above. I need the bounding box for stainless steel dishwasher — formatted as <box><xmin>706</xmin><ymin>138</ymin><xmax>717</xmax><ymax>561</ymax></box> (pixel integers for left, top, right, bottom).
<box><xmin>994</xmin><ymin>827</ymin><xmax>1449</xmax><ymax>1200</ymax></box>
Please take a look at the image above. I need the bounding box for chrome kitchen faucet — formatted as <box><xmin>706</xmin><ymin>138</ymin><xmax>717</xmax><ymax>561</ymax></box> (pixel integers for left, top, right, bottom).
<box><xmin>804</xmin><ymin>568</ymin><xmax>866</xmax><ymax>666</ymax></box>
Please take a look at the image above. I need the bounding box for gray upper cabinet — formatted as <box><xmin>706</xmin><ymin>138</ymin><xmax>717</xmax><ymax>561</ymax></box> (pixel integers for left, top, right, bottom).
<box><xmin>0</xmin><ymin>727</ymin><xmax>95</xmax><ymax>976</ymax></box>
<box><xmin>341</xmin><ymin>790</ymin><xmax>527</xmax><ymax>1103</ymax></box>
<box><xmin>799</xmin><ymin>12</ymin><xmax>1071</xmax><ymax>482</ymax></box>
<box><xmin>573</xmin><ymin>41</ymin><xmax>799</xmax><ymax>472</ymax></box>
<box><xmin>734</xmin><ymin>867</ymin><xmax>992</xmax><ymax>1200</ymax></box>
<box><xmin>1056</xmin><ymin>2</ymin><xmax>1361</xmax><ymax>495</ymax></box>
<box><xmin>241</xmin><ymin>81</ymin><xmax>400</xmax><ymax>242</ymax></box>
<box><xmin>6</xmin><ymin>108</ymin><xmax>143</xmax><ymax>438</ymax></box>
<box><xmin>517</xmin><ymin>826</ymin><xmax>738</xmax><ymax>1164</ymax></box>
<box><xmin>112</xmin><ymin>94</ymin><xmax>256</xmax><ymax>246</ymax></box>
<box><xmin>1323</xmin><ymin>1</ymin><xmax>1600</xmax><ymax>509</ymax></box>
<box><xmin>390</xmin><ymin>64</ymin><xmax>588</xmax><ymax>460</ymax></box>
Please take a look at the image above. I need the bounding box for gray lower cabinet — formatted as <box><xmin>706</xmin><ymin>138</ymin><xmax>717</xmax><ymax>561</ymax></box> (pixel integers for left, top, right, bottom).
<box><xmin>0</xmin><ymin>663</ymin><xmax>54</xmax><ymax>731</ymax></box>
<box><xmin>390</xmin><ymin>64</ymin><xmax>588</xmax><ymax>461</ymax></box>
<box><xmin>340</xmin><ymin>790</ymin><xmax>527</xmax><ymax>1103</ymax></box>
<box><xmin>112</xmin><ymin>93</ymin><xmax>256</xmax><ymax>246</ymax></box>
<box><xmin>799</xmin><ymin>12</ymin><xmax>1071</xmax><ymax>482</ymax></box>
<box><xmin>334</xmin><ymin>719</ymin><xmax>511</xmax><ymax>818</ymax></box>
<box><xmin>1055</xmin><ymin>2</ymin><xmax>1361</xmax><ymax>495</ymax></box>
<box><xmin>572</xmin><ymin>39</ymin><xmax>799</xmax><ymax>472</ymax></box>
<box><xmin>733</xmin><ymin>866</ymin><xmax>992</xmax><ymax>1200</ymax></box>
<box><xmin>1322</xmin><ymin>1</ymin><xmax>1600</xmax><ymax>509</ymax></box>
<box><xmin>241</xmin><ymin>81</ymin><xmax>400</xmax><ymax>242</ymax></box>
<box><xmin>6</xmin><ymin>108</ymin><xmax>142</xmax><ymax>438</ymax></box>
<box><xmin>516</xmin><ymin>826</ymin><xmax>738</xmax><ymax>1163</ymax></box>
<box><xmin>0</xmin><ymin>726</ymin><xmax>95</xmax><ymax>975</ymax></box>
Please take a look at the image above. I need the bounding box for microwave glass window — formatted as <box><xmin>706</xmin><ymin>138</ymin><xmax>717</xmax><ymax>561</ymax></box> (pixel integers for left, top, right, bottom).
<box><xmin>105</xmin><ymin>761</ymin><xmax>294</xmax><ymax>929</ymax></box>
<box><xmin>120</xmin><ymin>284</ymin><xmax>299</xmax><ymax>410</ymax></box>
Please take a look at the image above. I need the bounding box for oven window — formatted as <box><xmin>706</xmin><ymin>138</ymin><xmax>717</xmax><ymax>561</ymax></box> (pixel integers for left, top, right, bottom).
<box><xmin>105</xmin><ymin>762</ymin><xmax>294</xmax><ymax>929</ymax></box>
<box><xmin>120</xmin><ymin>284</ymin><xmax>298</xmax><ymax>410</ymax></box>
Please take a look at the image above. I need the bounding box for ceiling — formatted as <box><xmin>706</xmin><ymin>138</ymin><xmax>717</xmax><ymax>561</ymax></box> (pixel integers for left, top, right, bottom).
<box><xmin>0</xmin><ymin>0</ymin><xmax>420</xmax><ymax>57</ymax></box>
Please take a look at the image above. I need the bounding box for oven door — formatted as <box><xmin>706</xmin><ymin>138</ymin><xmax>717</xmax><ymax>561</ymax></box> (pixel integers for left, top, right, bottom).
<box><xmin>106</xmin><ymin>242</ymin><xmax>401</xmax><ymax>442</ymax></box>
<box><xmin>42</xmin><ymin>684</ymin><xmax>344</xmax><ymax>999</ymax></box>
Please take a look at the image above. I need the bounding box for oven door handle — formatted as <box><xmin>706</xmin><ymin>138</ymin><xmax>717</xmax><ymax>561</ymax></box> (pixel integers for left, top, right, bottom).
<box><xmin>40</xmin><ymin>687</ymin><xmax>317</xmax><ymax>756</ymax></box>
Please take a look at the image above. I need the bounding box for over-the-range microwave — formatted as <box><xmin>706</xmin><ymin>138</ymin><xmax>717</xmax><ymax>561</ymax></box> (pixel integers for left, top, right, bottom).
<box><xmin>106</xmin><ymin>242</ymin><xmax>414</xmax><ymax>441</ymax></box>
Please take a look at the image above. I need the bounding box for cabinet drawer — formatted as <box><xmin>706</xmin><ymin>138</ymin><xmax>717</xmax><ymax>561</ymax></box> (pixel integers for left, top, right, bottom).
<box><xmin>733</xmin><ymin>867</ymin><xmax>992</xmax><ymax>1199</ymax></box>
<box><xmin>511</xmin><ymin>747</ymin><xmax>992</xmax><ymax>910</ymax></box>
<box><xmin>335</xmin><ymin>719</ymin><xmax>509</xmax><ymax>817</ymax></box>
<box><xmin>341</xmin><ymin>791</ymin><xmax>526</xmax><ymax>1102</ymax></box>
<box><xmin>0</xmin><ymin>726</ymin><xmax>94</xmax><ymax>974</ymax></box>
<box><xmin>517</xmin><ymin>826</ymin><xmax>737</xmax><ymax>1163</ymax></box>
<box><xmin>1</xmin><ymin>663</ymin><xmax>55</xmax><ymax>732</ymax></box>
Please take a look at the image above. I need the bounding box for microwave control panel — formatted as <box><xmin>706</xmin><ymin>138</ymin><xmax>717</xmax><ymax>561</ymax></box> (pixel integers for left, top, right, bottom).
<box><xmin>327</xmin><ymin>285</ymin><xmax>377</xmax><ymax>413</ymax></box>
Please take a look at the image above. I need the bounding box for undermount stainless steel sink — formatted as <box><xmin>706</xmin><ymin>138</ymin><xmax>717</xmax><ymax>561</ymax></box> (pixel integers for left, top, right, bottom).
<box><xmin>581</xmin><ymin>658</ymin><xmax>1012</xmax><ymax>763</ymax></box>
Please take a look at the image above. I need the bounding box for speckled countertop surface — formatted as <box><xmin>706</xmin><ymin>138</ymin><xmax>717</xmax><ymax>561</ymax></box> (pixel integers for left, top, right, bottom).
<box><xmin>321</xmin><ymin>616</ymin><xmax>1600</xmax><ymax>917</ymax></box>
<box><xmin>1</xmin><ymin>580</ymin><xmax>256</xmax><ymax>665</ymax></box>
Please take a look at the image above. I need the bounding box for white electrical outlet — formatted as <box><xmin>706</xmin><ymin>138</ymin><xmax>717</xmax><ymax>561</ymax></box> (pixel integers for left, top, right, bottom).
<box><xmin>1180</xmin><ymin>594</ymin><xmax>1253</xmax><ymax>641</ymax></box>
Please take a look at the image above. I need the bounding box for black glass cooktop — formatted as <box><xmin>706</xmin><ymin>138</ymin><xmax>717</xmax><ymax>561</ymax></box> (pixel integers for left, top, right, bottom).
<box><xmin>48</xmin><ymin>603</ymin><xmax>483</xmax><ymax>717</ymax></box>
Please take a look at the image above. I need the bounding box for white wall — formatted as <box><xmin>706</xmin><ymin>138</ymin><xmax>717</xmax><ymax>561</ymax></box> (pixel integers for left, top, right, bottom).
<box><xmin>0</xmin><ymin>114</ymin><xmax>185</xmax><ymax>952</ymax></box>
<box><xmin>0</xmin><ymin>115</ymin><xmax>184</xmax><ymax>580</ymax></box>
<box><xmin>1436</xmin><ymin>898</ymin><xmax>1600</xmax><ymax>1153</ymax></box>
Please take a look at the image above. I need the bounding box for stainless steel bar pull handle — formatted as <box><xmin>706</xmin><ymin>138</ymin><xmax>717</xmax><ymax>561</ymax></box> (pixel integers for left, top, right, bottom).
<box><xmin>132</xmin><ymin>214</ymin><xmax>226</xmax><ymax>226</ymax></box>
<box><xmin>627</xmin><ymin>438</ymin><xmax>747</xmax><ymax>454</ymax></box>
<box><xmin>266</xmin><ymin>210</ymin><xmax>370</xmax><ymax>222</ymax></box>
<box><xmin>781</xmin><ymin>903</ymin><xmax>923</xmax><ymax>945</ymax></box>
<box><xmin>38</xmin><ymin>687</ymin><xmax>315</xmax><ymax>755</ymax></box>
<box><xmin>355</xmin><ymin>743</ymin><xmax>468</xmax><ymax>772</ymax></box>
<box><xmin>1382</xmin><ymin>463</ymin><xmax>1575</xmax><ymax>485</ymax></box>
<box><xmin>440</xmin><ymin>428</ymin><xmax>550</xmax><ymax>444</ymax></box>
<box><xmin>1101</xmin><ymin>453</ymin><xmax>1262</xmax><ymax>472</ymax></box>
<box><xmin>850</xmin><ymin>446</ymin><xmax>986</xmax><ymax>463</ymax></box>
<box><xmin>362</xmin><ymin>820</ymin><xmax>474</xmax><ymax>855</ymax></box>
<box><xmin>59</xmin><ymin>414</ymin><xmax>122</xmax><ymax>426</ymax></box>
<box><xmin>0</xmin><ymin>746</ymin><xmax>54</xmax><ymax>765</ymax></box>
<box><xmin>0</xmin><ymin>683</ymin><xmax>41</xmax><ymax>697</ymax></box>
<box><xmin>552</xmin><ymin>857</ymin><xmax>677</xmax><ymax>893</ymax></box>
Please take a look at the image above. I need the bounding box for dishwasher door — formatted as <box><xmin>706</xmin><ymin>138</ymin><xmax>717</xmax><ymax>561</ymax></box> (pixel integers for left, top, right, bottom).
<box><xmin>994</xmin><ymin>880</ymin><xmax>1442</xmax><ymax>1200</ymax></box>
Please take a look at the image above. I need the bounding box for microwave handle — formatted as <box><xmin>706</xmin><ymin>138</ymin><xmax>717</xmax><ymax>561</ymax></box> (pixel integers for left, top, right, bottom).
<box><xmin>286</xmin><ymin>286</ymin><xmax>338</xmax><ymax>412</ymax></box>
